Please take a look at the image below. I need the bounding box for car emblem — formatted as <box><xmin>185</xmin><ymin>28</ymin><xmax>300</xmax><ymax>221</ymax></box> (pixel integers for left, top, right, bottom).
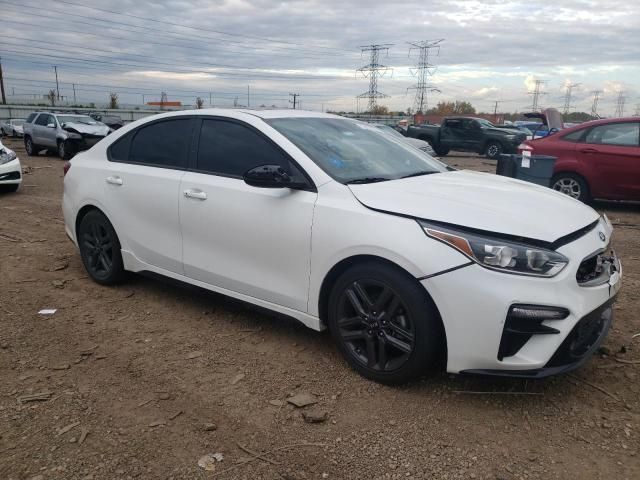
<box><xmin>599</xmin><ymin>231</ymin><xmax>606</xmax><ymax>242</ymax></box>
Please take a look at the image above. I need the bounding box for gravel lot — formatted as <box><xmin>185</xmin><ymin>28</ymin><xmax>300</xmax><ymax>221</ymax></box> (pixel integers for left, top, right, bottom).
<box><xmin>1</xmin><ymin>139</ymin><xmax>639</xmax><ymax>480</ymax></box>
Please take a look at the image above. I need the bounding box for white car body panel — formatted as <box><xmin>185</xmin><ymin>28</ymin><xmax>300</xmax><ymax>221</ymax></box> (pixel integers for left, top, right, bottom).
<box><xmin>62</xmin><ymin>108</ymin><xmax>621</xmax><ymax>376</ymax></box>
<box><xmin>0</xmin><ymin>142</ymin><xmax>22</xmax><ymax>187</ymax></box>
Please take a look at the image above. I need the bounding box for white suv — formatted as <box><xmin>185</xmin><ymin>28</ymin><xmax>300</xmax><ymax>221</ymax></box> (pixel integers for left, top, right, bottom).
<box><xmin>62</xmin><ymin>109</ymin><xmax>621</xmax><ymax>384</ymax></box>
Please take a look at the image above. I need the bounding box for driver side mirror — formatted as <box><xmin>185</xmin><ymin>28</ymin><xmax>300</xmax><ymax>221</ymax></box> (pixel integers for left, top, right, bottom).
<box><xmin>243</xmin><ymin>164</ymin><xmax>308</xmax><ymax>189</ymax></box>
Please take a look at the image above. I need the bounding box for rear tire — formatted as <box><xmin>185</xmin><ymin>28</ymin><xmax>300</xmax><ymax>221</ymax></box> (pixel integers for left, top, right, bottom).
<box><xmin>78</xmin><ymin>210</ymin><xmax>126</xmax><ymax>285</ymax></box>
<box><xmin>327</xmin><ymin>261</ymin><xmax>444</xmax><ymax>384</ymax></box>
<box><xmin>24</xmin><ymin>136</ymin><xmax>38</xmax><ymax>156</ymax></box>
<box><xmin>485</xmin><ymin>141</ymin><xmax>503</xmax><ymax>159</ymax></box>
<box><xmin>551</xmin><ymin>173</ymin><xmax>590</xmax><ymax>203</ymax></box>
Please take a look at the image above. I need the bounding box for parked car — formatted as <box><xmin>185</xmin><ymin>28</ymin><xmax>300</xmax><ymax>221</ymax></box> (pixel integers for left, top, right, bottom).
<box><xmin>0</xmin><ymin>119</ymin><xmax>25</xmax><ymax>137</ymax></box>
<box><xmin>519</xmin><ymin>117</ymin><xmax>640</xmax><ymax>202</ymax></box>
<box><xmin>406</xmin><ymin>117</ymin><xmax>527</xmax><ymax>159</ymax></box>
<box><xmin>23</xmin><ymin>112</ymin><xmax>111</xmax><ymax>160</ymax></box>
<box><xmin>516</xmin><ymin>108</ymin><xmax>565</xmax><ymax>139</ymax></box>
<box><xmin>496</xmin><ymin>123</ymin><xmax>534</xmax><ymax>139</ymax></box>
<box><xmin>63</xmin><ymin>109</ymin><xmax>621</xmax><ymax>384</ymax></box>
<box><xmin>89</xmin><ymin>113</ymin><xmax>124</xmax><ymax>130</ymax></box>
<box><xmin>372</xmin><ymin>124</ymin><xmax>437</xmax><ymax>156</ymax></box>
<box><xmin>0</xmin><ymin>140</ymin><xmax>21</xmax><ymax>193</ymax></box>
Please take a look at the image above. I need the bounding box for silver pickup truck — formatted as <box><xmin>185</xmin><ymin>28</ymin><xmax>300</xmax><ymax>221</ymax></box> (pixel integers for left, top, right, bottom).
<box><xmin>23</xmin><ymin>112</ymin><xmax>111</xmax><ymax>159</ymax></box>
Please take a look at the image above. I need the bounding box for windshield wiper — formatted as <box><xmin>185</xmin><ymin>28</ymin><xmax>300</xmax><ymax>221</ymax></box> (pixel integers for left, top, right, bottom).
<box><xmin>345</xmin><ymin>177</ymin><xmax>390</xmax><ymax>184</ymax></box>
<box><xmin>400</xmin><ymin>171</ymin><xmax>439</xmax><ymax>179</ymax></box>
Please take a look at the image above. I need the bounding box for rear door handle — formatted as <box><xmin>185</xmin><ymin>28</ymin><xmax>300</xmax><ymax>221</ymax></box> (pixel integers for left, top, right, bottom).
<box><xmin>184</xmin><ymin>189</ymin><xmax>207</xmax><ymax>200</ymax></box>
<box><xmin>106</xmin><ymin>176</ymin><xmax>123</xmax><ymax>185</ymax></box>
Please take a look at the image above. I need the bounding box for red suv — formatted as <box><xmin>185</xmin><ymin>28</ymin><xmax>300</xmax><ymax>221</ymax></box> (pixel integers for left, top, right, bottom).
<box><xmin>519</xmin><ymin>117</ymin><xmax>640</xmax><ymax>202</ymax></box>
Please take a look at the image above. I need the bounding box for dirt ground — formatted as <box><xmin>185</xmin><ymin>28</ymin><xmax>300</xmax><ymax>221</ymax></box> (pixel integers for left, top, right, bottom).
<box><xmin>1</xmin><ymin>139</ymin><xmax>639</xmax><ymax>480</ymax></box>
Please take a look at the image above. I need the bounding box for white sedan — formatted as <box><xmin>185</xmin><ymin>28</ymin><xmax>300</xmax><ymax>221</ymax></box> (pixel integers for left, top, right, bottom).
<box><xmin>0</xmin><ymin>119</ymin><xmax>25</xmax><ymax>137</ymax></box>
<box><xmin>62</xmin><ymin>109</ymin><xmax>621</xmax><ymax>384</ymax></box>
<box><xmin>0</xmin><ymin>140</ymin><xmax>21</xmax><ymax>193</ymax></box>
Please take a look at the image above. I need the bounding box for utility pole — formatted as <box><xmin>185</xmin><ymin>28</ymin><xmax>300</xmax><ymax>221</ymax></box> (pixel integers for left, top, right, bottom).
<box><xmin>209</xmin><ymin>92</ymin><xmax>212</xmax><ymax>106</ymax></box>
<box><xmin>407</xmin><ymin>39</ymin><xmax>443</xmax><ymax>113</ymax></box>
<box><xmin>72</xmin><ymin>83</ymin><xmax>76</xmax><ymax>103</ymax></box>
<box><xmin>356</xmin><ymin>44</ymin><xmax>393</xmax><ymax>113</ymax></box>
<box><xmin>247</xmin><ymin>85</ymin><xmax>250</xmax><ymax>108</ymax></box>
<box><xmin>492</xmin><ymin>100</ymin><xmax>501</xmax><ymax>123</ymax></box>
<box><xmin>53</xmin><ymin>65</ymin><xmax>60</xmax><ymax>100</ymax></box>
<box><xmin>590</xmin><ymin>90</ymin><xmax>601</xmax><ymax>118</ymax></box>
<box><xmin>528</xmin><ymin>79</ymin><xmax>546</xmax><ymax>111</ymax></box>
<box><xmin>562</xmin><ymin>83</ymin><xmax>581</xmax><ymax>115</ymax></box>
<box><xmin>0</xmin><ymin>57</ymin><xmax>6</xmax><ymax>104</ymax></box>
<box><xmin>614</xmin><ymin>91</ymin><xmax>626</xmax><ymax>117</ymax></box>
<box><xmin>289</xmin><ymin>93</ymin><xmax>300</xmax><ymax>109</ymax></box>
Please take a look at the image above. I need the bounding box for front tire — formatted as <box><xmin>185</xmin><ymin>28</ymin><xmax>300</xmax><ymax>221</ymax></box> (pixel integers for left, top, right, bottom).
<box><xmin>485</xmin><ymin>141</ymin><xmax>503</xmax><ymax>159</ymax></box>
<box><xmin>551</xmin><ymin>173</ymin><xmax>590</xmax><ymax>202</ymax></box>
<box><xmin>78</xmin><ymin>210</ymin><xmax>126</xmax><ymax>285</ymax></box>
<box><xmin>328</xmin><ymin>261</ymin><xmax>444</xmax><ymax>384</ymax></box>
<box><xmin>24</xmin><ymin>136</ymin><xmax>38</xmax><ymax>156</ymax></box>
<box><xmin>58</xmin><ymin>140</ymin><xmax>73</xmax><ymax>160</ymax></box>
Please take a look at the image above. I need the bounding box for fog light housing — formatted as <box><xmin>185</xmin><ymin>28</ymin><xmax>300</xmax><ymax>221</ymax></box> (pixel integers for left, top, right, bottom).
<box><xmin>498</xmin><ymin>305</ymin><xmax>569</xmax><ymax>360</ymax></box>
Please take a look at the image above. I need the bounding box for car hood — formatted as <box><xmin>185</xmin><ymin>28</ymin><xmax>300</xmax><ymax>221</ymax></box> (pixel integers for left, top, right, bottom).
<box><xmin>404</xmin><ymin>137</ymin><xmax>430</xmax><ymax>148</ymax></box>
<box><xmin>62</xmin><ymin>122</ymin><xmax>110</xmax><ymax>136</ymax></box>
<box><xmin>348</xmin><ymin>170</ymin><xmax>599</xmax><ymax>242</ymax></box>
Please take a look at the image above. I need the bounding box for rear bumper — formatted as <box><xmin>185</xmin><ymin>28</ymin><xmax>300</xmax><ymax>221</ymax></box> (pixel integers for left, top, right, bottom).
<box><xmin>460</xmin><ymin>299</ymin><xmax>614</xmax><ymax>378</ymax></box>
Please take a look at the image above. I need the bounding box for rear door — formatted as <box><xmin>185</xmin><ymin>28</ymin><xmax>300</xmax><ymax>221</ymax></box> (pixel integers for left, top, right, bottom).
<box><xmin>440</xmin><ymin>119</ymin><xmax>464</xmax><ymax>150</ymax></box>
<box><xmin>179</xmin><ymin>117</ymin><xmax>317</xmax><ymax>312</ymax></box>
<box><xmin>104</xmin><ymin>117</ymin><xmax>195</xmax><ymax>273</ymax></box>
<box><xmin>577</xmin><ymin>121</ymin><xmax>640</xmax><ymax>200</ymax></box>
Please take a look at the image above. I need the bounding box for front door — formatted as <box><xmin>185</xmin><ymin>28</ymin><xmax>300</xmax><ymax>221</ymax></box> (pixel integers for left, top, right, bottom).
<box><xmin>179</xmin><ymin>118</ymin><xmax>317</xmax><ymax>312</ymax></box>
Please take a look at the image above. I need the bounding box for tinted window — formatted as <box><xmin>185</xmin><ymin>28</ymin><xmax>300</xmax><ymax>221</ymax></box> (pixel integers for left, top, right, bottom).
<box><xmin>34</xmin><ymin>114</ymin><xmax>52</xmax><ymax>126</ymax></box>
<box><xmin>109</xmin><ymin>133</ymin><xmax>131</xmax><ymax>162</ymax></box>
<box><xmin>561</xmin><ymin>129</ymin><xmax>585</xmax><ymax>142</ymax></box>
<box><xmin>585</xmin><ymin>122</ymin><xmax>639</xmax><ymax>147</ymax></box>
<box><xmin>26</xmin><ymin>113</ymin><xmax>37</xmax><ymax>123</ymax></box>
<box><xmin>197</xmin><ymin>119</ymin><xmax>297</xmax><ymax>177</ymax></box>
<box><xmin>129</xmin><ymin>119</ymin><xmax>191</xmax><ymax>168</ymax></box>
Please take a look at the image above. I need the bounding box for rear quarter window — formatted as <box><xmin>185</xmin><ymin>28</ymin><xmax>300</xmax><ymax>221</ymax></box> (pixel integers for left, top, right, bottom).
<box><xmin>25</xmin><ymin>113</ymin><xmax>37</xmax><ymax>123</ymax></box>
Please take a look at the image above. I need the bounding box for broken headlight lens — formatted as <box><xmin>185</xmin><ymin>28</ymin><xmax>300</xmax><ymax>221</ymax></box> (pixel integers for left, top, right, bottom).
<box><xmin>419</xmin><ymin>221</ymin><xmax>568</xmax><ymax>277</ymax></box>
<box><xmin>0</xmin><ymin>149</ymin><xmax>17</xmax><ymax>165</ymax></box>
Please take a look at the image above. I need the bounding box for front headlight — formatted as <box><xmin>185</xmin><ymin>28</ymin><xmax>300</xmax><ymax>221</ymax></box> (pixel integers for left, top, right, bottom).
<box><xmin>419</xmin><ymin>221</ymin><xmax>569</xmax><ymax>277</ymax></box>
<box><xmin>0</xmin><ymin>149</ymin><xmax>17</xmax><ymax>165</ymax></box>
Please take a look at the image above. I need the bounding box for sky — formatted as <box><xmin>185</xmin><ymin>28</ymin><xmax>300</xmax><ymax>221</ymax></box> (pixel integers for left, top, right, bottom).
<box><xmin>1</xmin><ymin>0</ymin><xmax>639</xmax><ymax>116</ymax></box>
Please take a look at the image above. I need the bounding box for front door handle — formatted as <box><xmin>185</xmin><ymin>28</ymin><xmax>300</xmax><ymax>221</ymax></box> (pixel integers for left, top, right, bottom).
<box><xmin>184</xmin><ymin>189</ymin><xmax>207</xmax><ymax>200</ymax></box>
<box><xmin>579</xmin><ymin>148</ymin><xmax>599</xmax><ymax>154</ymax></box>
<box><xmin>106</xmin><ymin>176</ymin><xmax>123</xmax><ymax>185</ymax></box>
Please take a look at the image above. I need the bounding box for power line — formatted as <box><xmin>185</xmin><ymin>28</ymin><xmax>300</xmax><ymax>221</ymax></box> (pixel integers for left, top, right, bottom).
<box><xmin>356</xmin><ymin>44</ymin><xmax>393</xmax><ymax>112</ymax></box>
<box><xmin>528</xmin><ymin>79</ymin><xmax>547</xmax><ymax>111</ymax></box>
<box><xmin>406</xmin><ymin>39</ymin><xmax>443</xmax><ymax>113</ymax></box>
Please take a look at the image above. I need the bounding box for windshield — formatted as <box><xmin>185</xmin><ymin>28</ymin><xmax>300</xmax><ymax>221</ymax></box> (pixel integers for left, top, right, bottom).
<box><xmin>476</xmin><ymin>119</ymin><xmax>495</xmax><ymax>128</ymax></box>
<box><xmin>56</xmin><ymin>115</ymin><xmax>97</xmax><ymax>125</ymax></box>
<box><xmin>267</xmin><ymin>118</ymin><xmax>447</xmax><ymax>184</ymax></box>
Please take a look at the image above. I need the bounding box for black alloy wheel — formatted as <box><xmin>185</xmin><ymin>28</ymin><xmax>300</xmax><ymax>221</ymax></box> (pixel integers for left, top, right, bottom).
<box><xmin>336</xmin><ymin>279</ymin><xmax>415</xmax><ymax>372</ymax></box>
<box><xmin>328</xmin><ymin>262</ymin><xmax>443</xmax><ymax>384</ymax></box>
<box><xmin>78</xmin><ymin>210</ymin><xmax>126</xmax><ymax>285</ymax></box>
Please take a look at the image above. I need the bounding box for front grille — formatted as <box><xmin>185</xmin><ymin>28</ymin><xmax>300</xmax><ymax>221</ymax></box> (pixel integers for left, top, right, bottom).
<box><xmin>576</xmin><ymin>250</ymin><xmax>618</xmax><ymax>285</ymax></box>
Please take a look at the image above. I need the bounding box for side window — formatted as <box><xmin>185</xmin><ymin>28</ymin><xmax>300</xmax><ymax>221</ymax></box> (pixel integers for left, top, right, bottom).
<box><xmin>129</xmin><ymin>119</ymin><xmax>191</xmax><ymax>168</ymax></box>
<box><xmin>444</xmin><ymin>120</ymin><xmax>461</xmax><ymax>130</ymax></box>
<box><xmin>108</xmin><ymin>132</ymin><xmax>132</xmax><ymax>162</ymax></box>
<box><xmin>196</xmin><ymin>119</ymin><xmax>304</xmax><ymax>179</ymax></box>
<box><xmin>585</xmin><ymin>123</ymin><xmax>639</xmax><ymax>147</ymax></box>
<box><xmin>34</xmin><ymin>114</ymin><xmax>51</xmax><ymax>126</ymax></box>
<box><xmin>561</xmin><ymin>129</ymin><xmax>585</xmax><ymax>143</ymax></box>
<box><xmin>26</xmin><ymin>113</ymin><xmax>37</xmax><ymax>123</ymax></box>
